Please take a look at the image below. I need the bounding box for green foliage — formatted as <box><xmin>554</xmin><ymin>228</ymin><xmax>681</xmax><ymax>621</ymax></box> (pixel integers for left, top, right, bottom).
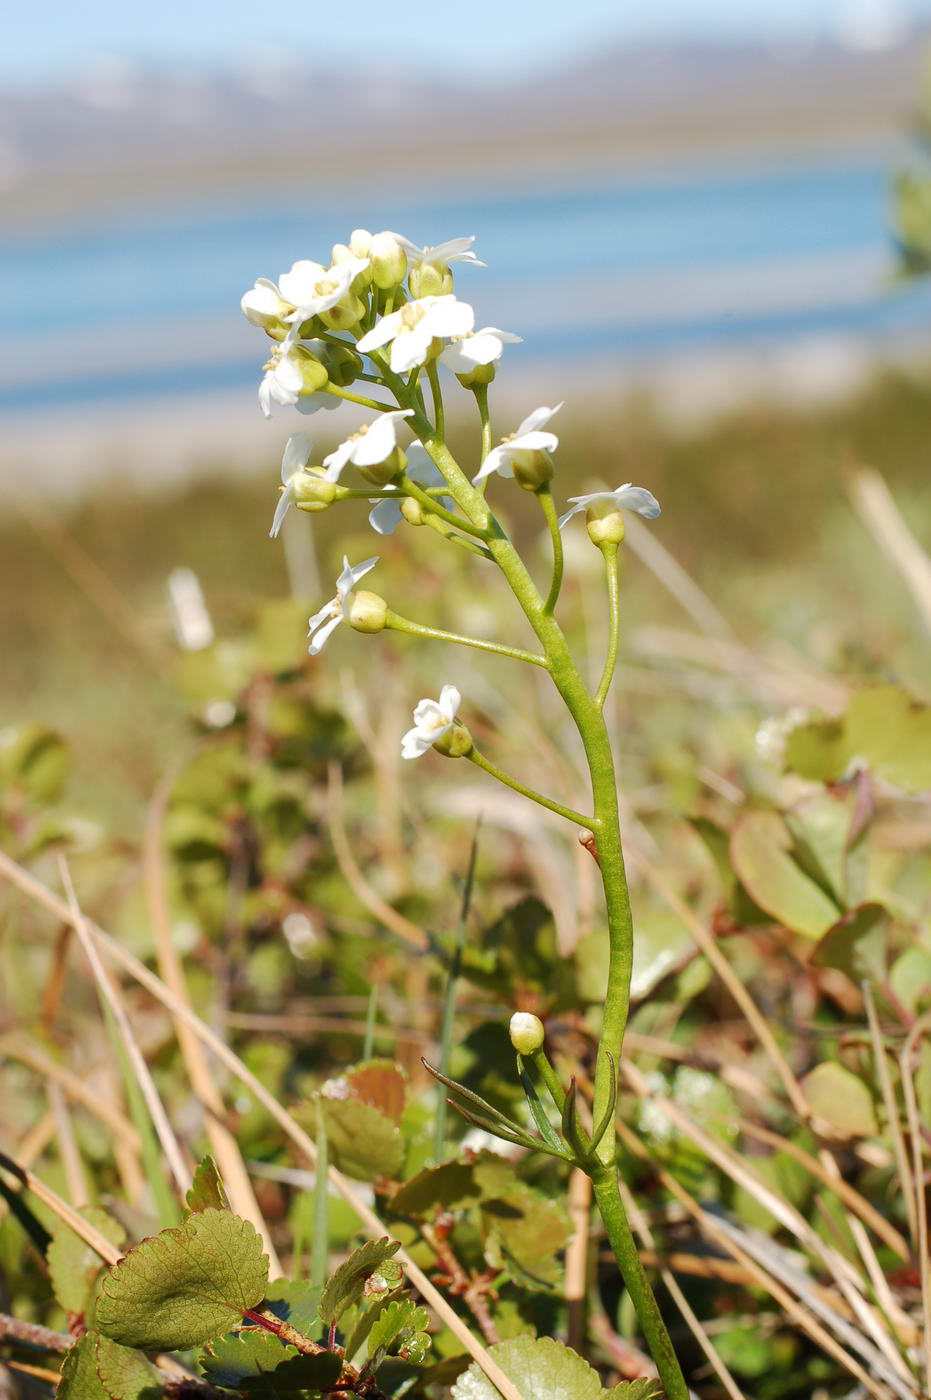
<box><xmin>810</xmin><ymin>902</ymin><xmax>889</xmax><ymax>983</ymax></box>
<box><xmin>730</xmin><ymin>810</ymin><xmax>841</xmax><ymax>939</ymax></box>
<box><xmin>47</xmin><ymin>1205</ymin><xmax>126</xmax><ymax>1315</ymax></box>
<box><xmin>315</xmin><ymin>1095</ymin><xmax>405</xmax><ymax>1182</ymax></box>
<box><xmin>186</xmin><ymin>1154</ymin><xmax>231</xmax><ymax>1215</ymax></box>
<box><xmin>94</xmin><ymin>1335</ymin><xmax>164</xmax><ymax>1399</ymax></box>
<box><xmin>451</xmin><ymin>1336</ymin><xmax>662</xmax><ymax>1399</ymax></box>
<box><xmin>801</xmin><ymin>1061</ymin><xmax>878</xmax><ymax>1140</ymax></box>
<box><xmin>58</xmin><ymin>1333</ymin><xmax>109</xmax><ymax>1399</ymax></box>
<box><xmin>96</xmin><ymin>1209</ymin><xmax>269</xmax><ymax>1350</ymax></box>
<box><xmin>366</xmin><ymin>1298</ymin><xmax>431</xmax><ymax>1368</ymax></box>
<box><xmin>785</xmin><ymin>685</ymin><xmax>931</xmax><ymax>795</ymax></box>
<box><xmin>198</xmin><ymin>1330</ymin><xmax>342</xmax><ymax>1393</ymax></box>
<box><xmin>317</xmin><ymin>1238</ymin><xmax>402</xmax><ymax>1326</ymax></box>
<box><xmin>480</xmin><ymin>1184</ymin><xmax>572</xmax><ymax>1289</ymax></box>
<box><xmin>458</xmin><ymin>897</ymin><xmax>577</xmax><ymax>1013</ymax></box>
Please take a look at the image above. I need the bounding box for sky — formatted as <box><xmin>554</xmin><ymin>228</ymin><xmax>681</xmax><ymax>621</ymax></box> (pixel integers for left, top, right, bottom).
<box><xmin>5</xmin><ymin>0</ymin><xmax>931</xmax><ymax>87</ymax></box>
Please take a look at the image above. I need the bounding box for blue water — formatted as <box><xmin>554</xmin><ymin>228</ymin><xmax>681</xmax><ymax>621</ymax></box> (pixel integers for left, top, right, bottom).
<box><xmin>4</xmin><ymin>148</ymin><xmax>931</xmax><ymax>412</ymax></box>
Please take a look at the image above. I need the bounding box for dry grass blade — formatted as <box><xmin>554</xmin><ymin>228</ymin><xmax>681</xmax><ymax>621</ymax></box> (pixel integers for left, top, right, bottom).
<box><xmin>0</xmin><ymin>1036</ymin><xmax>142</xmax><ymax>1155</ymax></box>
<box><xmin>327</xmin><ymin>763</ymin><xmax>430</xmax><ymax>951</ymax></box>
<box><xmin>144</xmin><ymin>781</ymin><xmax>283</xmax><ymax>1277</ymax></box>
<box><xmin>58</xmin><ymin>858</ymin><xmax>192</xmax><ymax>1198</ymax></box>
<box><xmin>900</xmin><ymin>1012</ymin><xmax>931</xmax><ymax>1390</ymax></box>
<box><xmin>0</xmin><ymin>850</ymin><xmax>527</xmax><ymax>1400</ymax></box>
<box><xmin>865</xmin><ymin>983</ymin><xmax>918</xmax><ymax>1240</ymax></box>
<box><xmin>0</xmin><ymin>1151</ymin><xmax>121</xmax><ymax>1263</ymax></box>
<box><xmin>565</xmin><ymin>1166</ymin><xmax>591</xmax><ymax>1353</ymax></box>
<box><xmin>848</xmin><ymin>467</ymin><xmax>931</xmax><ymax>634</ymax></box>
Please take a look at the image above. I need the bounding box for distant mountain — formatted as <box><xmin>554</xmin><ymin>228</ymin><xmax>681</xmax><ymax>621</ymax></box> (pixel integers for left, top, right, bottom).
<box><xmin>1</xmin><ymin>34</ymin><xmax>928</xmax><ymax>223</ymax></box>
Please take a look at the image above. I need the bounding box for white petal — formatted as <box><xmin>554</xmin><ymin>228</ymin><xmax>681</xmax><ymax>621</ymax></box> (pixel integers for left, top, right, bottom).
<box><xmin>472</xmin><ymin>446</ymin><xmax>508</xmax><ymax>483</ymax></box>
<box><xmin>514</xmin><ymin>429</ymin><xmax>558</xmax><ymax>453</ymax></box>
<box><xmin>296</xmin><ymin>393</ymin><xmax>339</xmax><ymax>415</ymax></box>
<box><xmin>438</xmin><ymin>684</ymin><xmax>460</xmax><ymax>721</ymax></box>
<box><xmin>557</xmin><ymin>502</ymin><xmax>585</xmax><ymax>530</ymax></box>
<box><xmin>611</xmin><ymin>484</ymin><xmax>662</xmax><ymax>518</ymax></box>
<box><xmin>404</xmin><ymin>443</ymin><xmax>442</xmax><ymax>486</ymax></box>
<box><xmin>281</xmin><ymin>432</ymin><xmax>313</xmax><ymax>484</ymax></box>
<box><xmin>401</xmin><ymin>726</ymin><xmax>433</xmax><ymax>759</ymax></box>
<box><xmin>308</xmin><ymin>614</ymin><xmax>342</xmax><ymax>655</ymax></box>
<box><xmin>425</xmin><ymin>297</ymin><xmax>474</xmax><ymax>339</ymax></box>
<box><xmin>386</xmin><ymin>232</ymin><xmax>421</xmax><ymax>258</ymax></box>
<box><xmin>278</xmin><ymin>260</ymin><xmax>327</xmax><ymax>306</ymax></box>
<box><xmin>516</xmin><ymin>402</ymin><xmax>563</xmax><ymax>436</ymax></box>
<box><xmin>308</xmin><ymin>599</ymin><xmax>337</xmax><ymax>632</ymax></box>
<box><xmin>323</xmin><ymin>440</ymin><xmax>355</xmax><ymax>482</ymax></box>
<box><xmin>357</xmin><ymin>311</ymin><xmax>402</xmax><ymax>353</ymax></box>
<box><xmin>345</xmin><ymin>554</ymin><xmax>380</xmax><ymax>591</ymax></box>
<box><xmin>368</xmin><ymin>499</ymin><xmax>403</xmax><ymax>535</ymax></box>
<box><xmin>351</xmin><ymin>409</ymin><xmax>412</xmax><ymax>468</ymax></box>
<box><xmin>476</xmin><ymin>327</ymin><xmax>522</xmax><ymax>343</ymax></box>
<box><xmin>411</xmin><ymin>698</ymin><xmax>446</xmax><ymax>730</ymax></box>
<box><xmin>258</xmin><ymin>374</ymin><xmax>274</xmax><ymax>419</ymax></box>
<box><xmin>270</xmin><ymin>482</ymin><xmax>295</xmax><ymax>538</ymax></box>
<box><xmin>390</xmin><ymin>324</ymin><xmax>432</xmax><ymax>374</ymax></box>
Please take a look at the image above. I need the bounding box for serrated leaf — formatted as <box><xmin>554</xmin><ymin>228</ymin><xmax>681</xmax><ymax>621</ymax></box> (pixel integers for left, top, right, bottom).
<box><xmin>316</xmin><ymin>1096</ymin><xmax>403</xmax><ymax>1182</ymax></box>
<box><xmin>480</xmin><ymin>1187</ymin><xmax>572</xmax><ymax>1289</ymax></box>
<box><xmin>318</xmin><ymin>1238</ymin><xmax>401</xmax><ymax>1326</ymax></box>
<box><xmin>366</xmin><ymin>1299</ymin><xmax>430</xmax><ymax>1369</ymax></box>
<box><xmin>48</xmin><ymin>1206</ymin><xmax>127</xmax><ymax>1315</ymax></box>
<box><xmin>322</xmin><ymin>1060</ymin><xmax>407</xmax><ymax>1126</ymax></box>
<box><xmin>57</xmin><ymin>1334</ymin><xmax>108</xmax><ymax>1399</ymax></box>
<box><xmin>186</xmin><ymin>1155</ymin><xmax>230</xmax><ymax>1215</ymax></box>
<box><xmin>802</xmin><ymin>1062</ymin><xmax>877</xmax><ymax>1140</ymax></box>
<box><xmin>342</xmin><ymin>1286</ymin><xmax>407</xmax><ymax>1363</ymax></box>
<box><xmin>96</xmin><ymin>1209</ymin><xmax>269</xmax><ymax>1350</ymax></box>
<box><xmin>389</xmin><ymin>1152</ymin><xmax>513</xmax><ymax>1219</ymax></box>
<box><xmin>811</xmin><ymin>903</ymin><xmax>889</xmax><ymax>984</ymax></box>
<box><xmin>199</xmin><ymin>1329</ymin><xmax>342</xmax><ymax>1394</ymax></box>
<box><xmin>731</xmin><ymin>810</ymin><xmax>841</xmax><ymax>939</ymax></box>
<box><xmin>451</xmin><ymin>1335</ymin><xmax>625</xmax><ymax>1399</ymax></box>
<box><xmin>605</xmin><ymin>1382</ymin><xmax>663</xmax><ymax>1399</ymax></box>
<box><xmin>95</xmin><ymin>1335</ymin><xmax>163</xmax><ymax>1398</ymax></box>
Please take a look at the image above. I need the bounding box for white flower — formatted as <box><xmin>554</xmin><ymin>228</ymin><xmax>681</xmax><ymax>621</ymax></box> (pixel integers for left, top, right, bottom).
<box><xmin>241</xmin><ymin>277</ymin><xmax>292</xmax><ymax>329</ymax></box>
<box><xmin>390</xmin><ymin>235</ymin><xmax>485</xmax><ymax>270</ymax></box>
<box><xmin>401</xmin><ymin>684</ymin><xmax>461</xmax><ymax>760</ymax></box>
<box><xmin>440</xmin><ymin>327</ymin><xmax>521</xmax><ymax>375</ymax></box>
<box><xmin>277</xmin><ymin>257</ymin><xmax>369</xmax><ymax>323</ymax></box>
<box><xmin>323</xmin><ymin>409</ymin><xmax>412</xmax><ymax>482</ymax></box>
<box><xmin>557</xmin><ymin>484</ymin><xmax>662</xmax><ymax>529</ymax></box>
<box><xmin>270</xmin><ymin>433</ymin><xmax>312</xmax><ymax>538</ymax></box>
<box><xmin>357</xmin><ymin>295</ymin><xmax>475</xmax><ymax>374</ymax></box>
<box><xmin>307</xmin><ymin>555</ymin><xmax>379</xmax><ymax>655</ymax></box>
<box><xmin>258</xmin><ymin>345</ymin><xmax>339</xmax><ymax>419</ymax></box>
<box><xmin>368</xmin><ymin>443</ymin><xmax>452</xmax><ymax>534</ymax></box>
<box><xmin>472</xmin><ymin>403</ymin><xmax>562</xmax><ymax>484</ymax></box>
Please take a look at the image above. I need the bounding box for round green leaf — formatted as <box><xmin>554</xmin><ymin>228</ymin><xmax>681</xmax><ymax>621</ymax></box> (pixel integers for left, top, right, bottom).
<box><xmin>317</xmin><ymin>1096</ymin><xmax>404</xmax><ymax>1183</ymax></box>
<box><xmin>731</xmin><ymin>810</ymin><xmax>840</xmax><ymax>939</ymax></box>
<box><xmin>48</xmin><ymin>1206</ymin><xmax>126</xmax><ymax>1314</ymax></box>
<box><xmin>802</xmin><ymin>1062</ymin><xmax>877</xmax><ymax>1140</ymax></box>
<box><xmin>96</xmin><ymin>1209</ymin><xmax>269</xmax><ymax>1350</ymax></box>
<box><xmin>451</xmin><ymin>1336</ymin><xmax>659</xmax><ymax>1400</ymax></box>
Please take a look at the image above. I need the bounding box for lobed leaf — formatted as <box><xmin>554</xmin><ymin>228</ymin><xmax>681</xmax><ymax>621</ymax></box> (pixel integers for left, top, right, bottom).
<box><xmin>96</xmin><ymin>1208</ymin><xmax>269</xmax><ymax>1351</ymax></box>
<box><xmin>318</xmin><ymin>1237</ymin><xmax>401</xmax><ymax>1326</ymax></box>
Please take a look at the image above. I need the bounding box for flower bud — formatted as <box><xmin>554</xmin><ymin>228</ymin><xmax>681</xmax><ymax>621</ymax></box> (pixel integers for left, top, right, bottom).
<box><xmin>349</xmin><ymin>228</ymin><xmax>373</xmax><ymax>259</ymax></box>
<box><xmin>332</xmin><ymin>242</ymin><xmax>372</xmax><ymax>289</ymax></box>
<box><xmin>293</xmin><ymin>468</ymin><xmax>340</xmax><ymax>513</ymax></box>
<box><xmin>241</xmin><ymin>281</ymin><xmax>292</xmax><ymax>333</ymax></box>
<box><xmin>370</xmin><ymin>232</ymin><xmax>407</xmax><ymax>290</ymax></box>
<box><xmin>360</xmin><ymin>446</ymin><xmax>406</xmax><ymax>487</ymax></box>
<box><xmin>509</xmin><ymin>1012</ymin><xmax>545</xmax><ymax>1055</ymax></box>
<box><xmin>348</xmin><ymin>589</ymin><xmax>388</xmax><ymax>635</ymax></box>
<box><xmin>319</xmin><ymin>293</ymin><xmax>365</xmax><ymax>332</ymax></box>
<box><xmin>432</xmin><ymin>720</ymin><xmax>473</xmax><ymax>759</ymax></box>
<box><xmin>409</xmin><ymin>263</ymin><xmax>452</xmax><ymax>298</ymax></box>
<box><xmin>511</xmin><ymin>450</ymin><xmax>554</xmax><ymax>492</ymax></box>
<box><xmin>456</xmin><ymin>363</ymin><xmax>496</xmax><ymax>389</ymax></box>
<box><xmin>291</xmin><ymin>346</ymin><xmax>329</xmax><ymax>395</ymax></box>
<box><xmin>401</xmin><ymin>496</ymin><xmax>428</xmax><ymax>527</ymax></box>
<box><xmin>585</xmin><ymin>499</ymin><xmax>626</xmax><ymax>545</ymax></box>
<box><xmin>318</xmin><ymin>340</ymin><xmax>363</xmax><ymax>387</ymax></box>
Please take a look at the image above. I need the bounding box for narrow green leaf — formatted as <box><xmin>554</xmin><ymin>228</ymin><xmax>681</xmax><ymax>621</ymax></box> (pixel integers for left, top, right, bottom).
<box><xmin>96</xmin><ymin>1209</ymin><xmax>269</xmax><ymax>1350</ymax></box>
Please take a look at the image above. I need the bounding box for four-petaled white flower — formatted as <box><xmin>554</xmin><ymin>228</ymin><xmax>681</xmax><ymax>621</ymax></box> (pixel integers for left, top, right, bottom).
<box><xmin>368</xmin><ymin>443</ymin><xmax>453</xmax><ymax>535</ymax></box>
<box><xmin>390</xmin><ymin>234</ymin><xmax>485</xmax><ymax>271</ymax></box>
<box><xmin>357</xmin><ymin>295</ymin><xmax>475</xmax><ymax>374</ymax></box>
<box><xmin>557</xmin><ymin>485</ymin><xmax>662</xmax><ymax>529</ymax></box>
<box><xmin>278</xmin><ymin>257</ymin><xmax>368</xmax><ymax>324</ymax></box>
<box><xmin>323</xmin><ymin>409</ymin><xmax>413</xmax><ymax>482</ymax></box>
<box><xmin>440</xmin><ymin>327</ymin><xmax>522</xmax><ymax>375</ymax></box>
<box><xmin>270</xmin><ymin>433</ymin><xmax>313</xmax><ymax>538</ymax></box>
<box><xmin>258</xmin><ymin>345</ymin><xmax>339</xmax><ymax>419</ymax></box>
<box><xmin>401</xmin><ymin>684</ymin><xmax>461</xmax><ymax>760</ymax></box>
<box><xmin>472</xmin><ymin>403</ymin><xmax>563</xmax><ymax>484</ymax></box>
<box><xmin>307</xmin><ymin>555</ymin><xmax>379</xmax><ymax>655</ymax></box>
<box><xmin>241</xmin><ymin>278</ymin><xmax>292</xmax><ymax>329</ymax></box>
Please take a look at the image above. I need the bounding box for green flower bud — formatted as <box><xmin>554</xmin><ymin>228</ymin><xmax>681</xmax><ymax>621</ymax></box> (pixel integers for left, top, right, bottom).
<box><xmin>292</xmin><ymin>468</ymin><xmax>339</xmax><ymax>513</ymax></box>
<box><xmin>348</xmin><ymin>589</ymin><xmax>388</xmax><ymax>635</ymax></box>
<box><xmin>359</xmin><ymin>446</ymin><xmax>406</xmax><ymax>488</ymax></box>
<box><xmin>401</xmin><ymin>495</ymin><xmax>428</xmax><ymax>527</ymax></box>
<box><xmin>509</xmin><ymin>1012</ymin><xmax>545</xmax><ymax>1055</ymax></box>
<box><xmin>290</xmin><ymin>346</ymin><xmax>329</xmax><ymax>395</ymax></box>
<box><xmin>432</xmin><ymin>720</ymin><xmax>473</xmax><ymax>759</ymax></box>
<box><xmin>409</xmin><ymin>262</ymin><xmax>453</xmax><ymax>298</ymax></box>
<box><xmin>456</xmin><ymin>362</ymin><xmax>496</xmax><ymax>389</ymax></box>
<box><xmin>585</xmin><ymin>499</ymin><xmax>626</xmax><ymax>545</ymax></box>
<box><xmin>319</xmin><ymin>293</ymin><xmax>365</xmax><ymax>332</ymax></box>
<box><xmin>319</xmin><ymin>341</ymin><xmax>363</xmax><ymax>387</ymax></box>
<box><xmin>511</xmin><ymin>449</ymin><xmax>554</xmax><ymax>492</ymax></box>
<box><xmin>370</xmin><ymin>232</ymin><xmax>408</xmax><ymax>290</ymax></box>
<box><xmin>332</xmin><ymin>241</ymin><xmax>373</xmax><ymax>289</ymax></box>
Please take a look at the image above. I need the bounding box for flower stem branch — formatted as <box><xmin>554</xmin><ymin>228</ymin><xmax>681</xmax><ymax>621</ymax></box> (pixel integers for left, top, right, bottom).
<box><xmin>427</xmin><ymin>361</ymin><xmax>445</xmax><ymax>440</ymax></box>
<box><xmin>398</xmin><ymin>472</ymin><xmax>489</xmax><ymax>541</ymax></box>
<box><xmin>474</xmin><ymin>383</ymin><xmax>492</xmax><ymax>465</ymax></box>
<box><xmin>595</xmin><ymin>542</ymin><xmax>621</xmax><ymax>709</ymax></box>
<box><xmin>465</xmin><ymin>747</ymin><xmax>596</xmax><ymax>831</ymax></box>
<box><xmin>385</xmin><ymin>611</ymin><xmax>548</xmax><ymax>668</ymax></box>
<box><xmin>536</xmin><ymin>484</ymin><xmax>564</xmax><ymax>615</ymax></box>
<box><xmin>323</xmin><ymin>383</ymin><xmax>395</xmax><ymax>412</ymax></box>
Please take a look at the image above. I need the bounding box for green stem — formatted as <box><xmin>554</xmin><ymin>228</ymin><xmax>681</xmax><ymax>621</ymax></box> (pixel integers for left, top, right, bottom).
<box><xmin>473</xmin><ymin>383</ymin><xmax>492</xmax><ymax>466</ymax></box>
<box><xmin>398</xmin><ymin>472</ymin><xmax>489</xmax><ymax>541</ymax></box>
<box><xmin>466</xmin><ymin>747</ymin><xmax>595</xmax><ymax>831</ymax></box>
<box><xmin>427</xmin><ymin>360</ymin><xmax>445</xmax><ymax>439</ymax></box>
<box><xmin>385</xmin><ymin>610</ymin><xmax>548</xmax><ymax>668</ymax></box>
<box><xmin>323</xmin><ymin>383</ymin><xmax>395</xmax><ymax>412</ymax></box>
<box><xmin>594</xmin><ymin>543</ymin><xmax>621</xmax><ymax>709</ymax></box>
<box><xmin>434</xmin><ymin>825</ymin><xmax>480</xmax><ymax>1161</ymax></box>
<box><xmin>591</xmin><ymin>1168</ymin><xmax>689</xmax><ymax>1400</ymax></box>
<box><xmin>537</xmin><ymin>485</ymin><xmax>564</xmax><ymax>615</ymax></box>
<box><xmin>422</xmin><ymin>516</ymin><xmax>494</xmax><ymax>560</ymax></box>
